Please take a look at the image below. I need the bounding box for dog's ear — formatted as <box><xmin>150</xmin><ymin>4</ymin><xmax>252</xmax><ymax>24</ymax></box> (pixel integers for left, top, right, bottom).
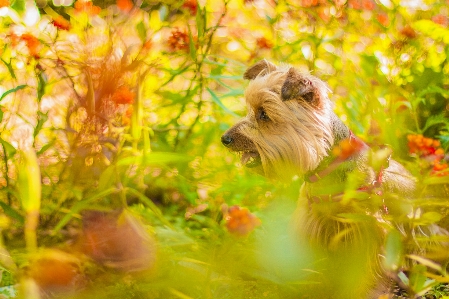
<box><xmin>243</xmin><ymin>60</ymin><xmax>278</xmax><ymax>80</ymax></box>
<box><xmin>281</xmin><ymin>67</ymin><xmax>319</xmax><ymax>106</ymax></box>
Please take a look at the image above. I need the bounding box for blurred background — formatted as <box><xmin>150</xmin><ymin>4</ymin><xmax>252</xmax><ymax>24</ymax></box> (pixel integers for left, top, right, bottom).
<box><xmin>0</xmin><ymin>0</ymin><xmax>449</xmax><ymax>298</ymax></box>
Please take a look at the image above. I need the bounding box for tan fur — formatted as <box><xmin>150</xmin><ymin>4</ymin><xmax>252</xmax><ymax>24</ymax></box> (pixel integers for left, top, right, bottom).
<box><xmin>222</xmin><ymin>60</ymin><xmax>449</xmax><ymax>298</ymax></box>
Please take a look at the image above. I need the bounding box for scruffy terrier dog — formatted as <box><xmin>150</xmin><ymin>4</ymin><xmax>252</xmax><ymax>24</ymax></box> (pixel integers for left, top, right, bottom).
<box><xmin>221</xmin><ymin>60</ymin><xmax>448</xmax><ymax>298</ymax></box>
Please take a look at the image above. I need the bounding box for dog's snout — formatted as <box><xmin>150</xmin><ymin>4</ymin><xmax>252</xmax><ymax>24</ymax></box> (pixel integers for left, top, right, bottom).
<box><xmin>221</xmin><ymin>134</ymin><xmax>233</xmax><ymax>147</ymax></box>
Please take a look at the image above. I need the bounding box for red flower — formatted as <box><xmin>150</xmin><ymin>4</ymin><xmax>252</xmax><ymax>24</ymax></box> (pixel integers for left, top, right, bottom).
<box><xmin>225</xmin><ymin>205</ymin><xmax>261</xmax><ymax>236</ymax></box>
<box><xmin>117</xmin><ymin>0</ymin><xmax>133</xmax><ymax>12</ymax></box>
<box><xmin>52</xmin><ymin>16</ymin><xmax>71</xmax><ymax>30</ymax></box>
<box><xmin>111</xmin><ymin>86</ymin><xmax>134</xmax><ymax>105</ymax></box>
<box><xmin>167</xmin><ymin>28</ymin><xmax>190</xmax><ymax>52</ymax></box>
<box><xmin>182</xmin><ymin>0</ymin><xmax>197</xmax><ymax>15</ymax></box>
<box><xmin>74</xmin><ymin>0</ymin><xmax>101</xmax><ymax>15</ymax></box>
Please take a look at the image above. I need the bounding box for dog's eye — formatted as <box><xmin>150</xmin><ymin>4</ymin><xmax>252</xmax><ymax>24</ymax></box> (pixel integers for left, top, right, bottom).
<box><xmin>258</xmin><ymin>108</ymin><xmax>270</xmax><ymax>122</ymax></box>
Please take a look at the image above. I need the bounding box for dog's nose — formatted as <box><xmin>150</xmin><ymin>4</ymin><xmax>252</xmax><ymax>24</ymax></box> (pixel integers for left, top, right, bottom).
<box><xmin>221</xmin><ymin>134</ymin><xmax>233</xmax><ymax>146</ymax></box>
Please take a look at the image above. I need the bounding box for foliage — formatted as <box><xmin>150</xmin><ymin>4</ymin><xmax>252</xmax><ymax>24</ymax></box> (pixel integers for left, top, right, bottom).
<box><xmin>0</xmin><ymin>0</ymin><xmax>448</xmax><ymax>298</ymax></box>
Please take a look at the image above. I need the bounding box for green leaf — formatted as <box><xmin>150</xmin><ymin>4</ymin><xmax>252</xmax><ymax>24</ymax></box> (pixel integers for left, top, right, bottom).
<box><xmin>187</xmin><ymin>26</ymin><xmax>197</xmax><ymax>61</ymax></box>
<box><xmin>196</xmin><ymin>4</ymin><xmax>205</xmax><ymax>38</ymax></box>
<box><xmin>0</xmin><ymin>138</ymin><xmax>16</xmax><ymax>157</ymax></box>
<box><xmin>117</xmin><ymin>152</ymin><xmax>190</xmax><ymax>166</ymax></box>
<box><xmin>383</xmin><ymin>229</ymin><xmax>403</xmax><ymax>271</ymax></box>
<box><xmin>206</xmin><ymin>88</ymin><xmax>239</xmax><ymax>117</ymax></box>
<box><xmin>34</xmin><ymin>111</ymin><xmax>48</xmax><ymax>138</ymax></box>
<box><xmin>10</xmin><ymin>0</ymin><xmax>25</xmax><ymax>13</ymax></box>
<box><xmin>1</xmin><ymin>59</ymin><xmax>16</xmax><ymax>79</ymax></box>
<box><xmin>0</xmin><ymin>85</ymin><xmax>26</xmax><ymax>102</ymax></box>
<box><xmin>0</xmin><ymin>201</ymin><xmax>24</xmax><ymax>224</ymax></box>
<box><xmin>52</xmin><ymin>187</ymin><xmax>118</xmax><ymax>233</ymax></box>
<box><xmin>37</xmin><ymin>72</ymin><xmax>47</xmax><ymax>102</ymax></box>
<box><xmin>37</xmin><ymin>140</ymin><xmax>55</xmax><ymax>156</ymax></box>
<box><xmin>136</xmin><ymin>21</ymin><xmax>147</xmax><ymax>43</ymax></box>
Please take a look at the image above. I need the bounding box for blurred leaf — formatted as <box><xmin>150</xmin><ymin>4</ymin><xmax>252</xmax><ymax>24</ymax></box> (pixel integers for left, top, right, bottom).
<box><xmin>0</xmin><ymin>201</ymin><xmax>24</xmax><ymax>224</ymax></box>
<box><xmin>206</xmin><ymin>88</ymin><xmax>239</xmax><ymax>117</ymax></box>
<box><xmin>407</xmin><ymin>254</ymin><xmax>443</xmax><ymax>273</ymax></box>
<box><xmin>10</xmin><ymin>0</ymin><xmax>25</xmax><ymax>13</ymax></box>
<box><xmin>17</xmin><ymin>148</ymin><xmax>41</xmax><ymax>213</ymax></box>
<box><xmin>136</xmin><ymin>21</ymin><xmax>147</xmax><ymax>43</ymax></box>
<box><xmin>0</xmin><ymin>138</ymin><xmax>16</xmax><ymax>157</ymax></box>
<box><xmin>0</xmin><ymin>85</ymin><xmax>26</xmax><ymax>102</ymax></box>
<box><xmin>37</xmin><ymin>72</ymin><xmax>47</xmax><ymax>102</ymax></box>
<box><xmin>117</xmin><ymin>152</ymin><xmax>190</xmax><ymax>166</ymax></box>
<box><xmin>409</xmin><ymin>264</ymin><xmax>429</xmax><ymax>294</ymax></box>
<box><xmin>1</xmin><ymin>59</ymin><xmax>16</xmax><ymax>79</ymax></box>
<box><xmin>383</xmin><ymin>229</ymin><xmax>403</xmax><ymax>271</ymax></box>
<box><xmin>34</xmin><ymin>111</ymin><xmax>48</xmax><ymax>138</ymax></box>
<box><xmin>52</xmin><ymin>187</ymin><xmax>118</xmax><ymax>233</ymax></box>
<box><xmin>414</xmin><ymin>20</ymin><xmax>449</xmax><ymax>44</ymax></box>
<box><xmin>188</xmin><ymin>26</ymin><xmax>197</xmax><ymax>61</ymax></box>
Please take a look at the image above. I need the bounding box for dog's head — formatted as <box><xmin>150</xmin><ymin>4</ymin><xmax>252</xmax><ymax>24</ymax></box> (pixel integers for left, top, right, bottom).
<box><xmin>221</xmin><ymin>60</ymin><xmax>335</xmax><ymax>180</ymax></box>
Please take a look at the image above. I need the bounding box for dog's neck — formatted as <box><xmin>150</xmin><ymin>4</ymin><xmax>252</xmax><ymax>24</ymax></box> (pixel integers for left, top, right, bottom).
<box><xmin>304</xmin><ymin>112</ymin><xmax>368</xmax><ymax>191</ymax></box>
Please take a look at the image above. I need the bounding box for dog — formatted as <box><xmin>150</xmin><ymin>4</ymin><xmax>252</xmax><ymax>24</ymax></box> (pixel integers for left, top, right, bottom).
<box><xmin>221</xmin><ymin>60</ymin><xmax>448</xmax><ymax>298</ymax></box>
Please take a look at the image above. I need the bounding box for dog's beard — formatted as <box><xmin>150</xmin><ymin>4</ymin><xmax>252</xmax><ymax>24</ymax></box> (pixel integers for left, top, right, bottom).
<box><xmin>238</xmin><ymin>104</ymin><xmax>334</xmax><ymax>181</ymax></box>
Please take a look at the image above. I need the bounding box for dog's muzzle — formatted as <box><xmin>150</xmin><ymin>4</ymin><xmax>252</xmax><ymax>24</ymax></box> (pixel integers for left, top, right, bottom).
<box><xmin>221</xmin><ymin>133</ymin><xmax>262</xmax><ymax>168</ymax></box>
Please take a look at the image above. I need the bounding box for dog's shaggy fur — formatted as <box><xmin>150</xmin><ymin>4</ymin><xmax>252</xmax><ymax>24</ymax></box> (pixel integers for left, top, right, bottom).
<box><xmin>221</xmin><ymin>60</ymin><xmax>448</xmax><ymax>298</ymax></box>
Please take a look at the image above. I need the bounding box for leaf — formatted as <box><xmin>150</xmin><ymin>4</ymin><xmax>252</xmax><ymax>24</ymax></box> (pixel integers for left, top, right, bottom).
<box><xmin>136</xmin><ymin>21</ymin><xmax>147</xmax><ymax>43</ymax></box>
<box><xmin>1</xmin><ymin>59</ymin><xmax>16</xmax><ymax>79</ymax></box>
<box><xmin>0</xmin><ymin>85</ymin><xmax>26</xmax><ymax>102</ymax></box>
<box><xmin>196</xmin><ymin>4</ymin><xmax>205</xmax><ymax>38</ymax></box>
<box><xmin>125</xmin><ymin>187</ymin><xmax>172</xmax><ymax>227</ymax></box>
<box><xmin>0</xmin><ymin>201</ymin><xmax>24</xmax><ymax>224</ymax></box>
<box><xmin>422</xmin><ymin>114</ymin><xmax>448</xmax><ymax>133</ymax></box>
<box><xmin>37</xmin><ymin>72</ymin><xmax>47</xmax><ymax>102</ymax></box>
<box><xmin>383</xmin><ymin>229</ymin><xmax>403</xmax><ymax>271</ymax></box>
<box><xmin>34</xmin><ymin>111</ymin><xmax>48</xmax><ymax>137</ymax></box>
<box><xmin>187</xmin><ymin>26</ymin><xmax>197</xmax><ymax>62</ymax></box>
<box><xmin>116</xmin><ymin>152</ymin><xmax>190</xmax><ymax>166</ymax></box>
<box><xmin>10</xmin><ymin>0</ymin><xmax>25</xmax><ymax>13</ymax></box>
<box><xmin>52</xmin><ymin>187</ymin><xmax>118</xmax><ymax>233</ymax></box>
<box><xmin>206</xmin><ymin>88</ymin><xmax>239</xmax><ymax>117</ymax></box>
<box><xmin>0</xmin><ymin>138</ymin><xmax>16</xmax><ymax>158</ymax></box>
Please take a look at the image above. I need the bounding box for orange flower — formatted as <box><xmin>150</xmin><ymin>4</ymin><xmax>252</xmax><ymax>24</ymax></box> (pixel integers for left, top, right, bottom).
<box><xmin>332</xmin><ymin>137</ymin><xmax>366</xmax><ymax>160</ymax></box>
<box><xmin>300</xmin><ymin>0</ymin><xmax>318</xmax><ymax>7</ymax></box>
<box><xmin>52</xmin><ymin>16</ymin><xmax>71</xmax><ymax>30</ymax></box>
<box><xmin>182</xmin><ymin>0</ymin><xmax>197</xmax><ymax>15</ymax></box>
<box><xmin>167</xmin><ymin>28</ymin><xmax>190</xmax><ymax>52</ymax></box>
<box><xmin>407</xmin><ymin>134</ymin><xmax>443</xmax><ymax>157</ymax></box>
<box><xmin>117</xmin><ymin>0</ymin><xmax>133</xmax><ymax>12</ymax></box>
<box><xmin>0</xmin><ymin>0</ymin><xmax>9</xmax><ymax>8</ymax></box>
<box><xmin>256</xmin><ymin>37</ymin><xmax>273</xmax><ymax>50</ymax></box>
<box><xmin>431</xmin><ymin>159</ymin><xmax>449</xmax><ymax>177</ymax></box>
<box><xmin>122</xmin><ymin>106</ymin><xmax>133</xmax><ymax>125</ymax></box>
<box><xmin>111</xmin><ymin>86</ymin><xmax>134</xmax><ymax>105</ymax></box>
<box><xmin>74</xmin><ymin>0</ymin><xmax>101</xmax><ymax>15</ymax></box>
<box><xmin>432</xmin><ymin>15</ymin><xmax>448</xmax><ymax>26</ymax></box>
<box><xmin>225</xmin><ymin>205</ymin><xmax>261</xmax><ymax>236</ymax></box>
<box><xmin>21</xmin><ymin>33</ymin><xmax>40</xmax><ymax>58</ymax></box>
<box><xmin>143</xmin><ymin>39</ymin><xmax>152</xmax><ymax>50</ymax></box>
<box><xmin>377</xmin><ymin>13</ymin><xmax>389</xmax><ymax>27</ymax></box>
